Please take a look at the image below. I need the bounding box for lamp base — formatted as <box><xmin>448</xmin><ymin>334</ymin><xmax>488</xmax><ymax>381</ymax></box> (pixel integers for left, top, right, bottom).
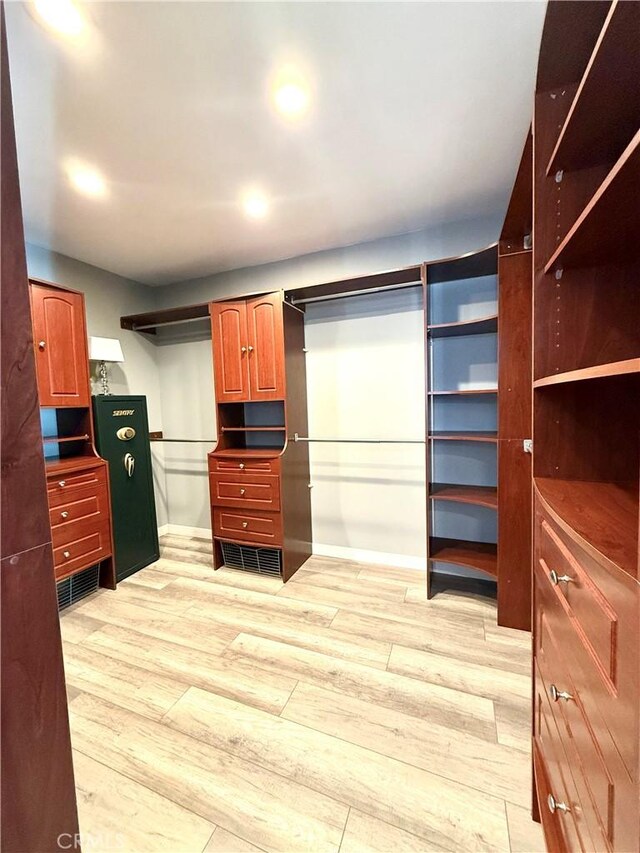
<box><xmin>99</xmin><ymin>360</ymin><xmax>111</xmax><ymax>395</ymax></box>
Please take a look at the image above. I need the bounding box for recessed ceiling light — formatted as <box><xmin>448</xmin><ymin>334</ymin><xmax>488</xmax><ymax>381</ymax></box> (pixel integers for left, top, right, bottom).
<box><xmin>66</xmin><ymin>162</ymin><xmax>107</xmax><ymax>199</ymax></box>
<box><xmin>242</xmin><ymin>192</ymin><xmax>269</xmax><ymax>220</ymax></box>
<box><xmin>272</xmin><ymin>67</ymin><xmax>310</xmax><ymax>119</ymax></box>
<box><xmin>33</xmin><ymin>0</ymin><xmax>84</xmax><ymax>37</ymax></box>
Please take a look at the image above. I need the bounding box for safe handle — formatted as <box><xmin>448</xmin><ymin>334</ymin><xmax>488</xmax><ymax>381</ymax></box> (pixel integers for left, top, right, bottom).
<box><xmin>124</xmin><ymin>453</ymin><xmax>135</xmax><ymax>478</ymax></box>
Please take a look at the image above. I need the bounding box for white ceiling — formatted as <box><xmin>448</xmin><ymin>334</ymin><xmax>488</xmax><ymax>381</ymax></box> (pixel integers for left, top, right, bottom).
<box><xmin>7</xmin><ymin>2</ymin><xmax>545</xmax><ymax>286</ymax></box>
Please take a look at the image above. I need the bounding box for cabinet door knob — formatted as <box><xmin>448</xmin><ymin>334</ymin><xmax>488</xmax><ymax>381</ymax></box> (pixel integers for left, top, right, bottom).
<box><xmin>58</xmin><ymin>480</ymin><xmax>66</xmax><ymax>488</ymax></box>
<box><xmin>549</xmin><ymin>569</ymin><xmax>573</xmax><ymax>586</ymax></box>
<box><xmin>241</xmin><ymin>346</ymin><xmax>247</xmax><ymax>354</ymax></box>
<box><xmin>240</xmin><ymin>488</ymin><xmax>246</xmax><ymax>496</ymax></box>
<box><xmin>547</xmin><ymin>794</ymin><xmax>570</xmax><ymax>814</ymax></box>
<box><xmin>550</xmin><ymin>684</ymin><xmax>573</xmax><ymax>703</ymax></box>
<box><xmin>248</xmin><ymin>345</ymin><xmax>254</xmax><ymax>353</ymax></box>
<box><xmin>242</xmin><ymin>521</ymin><xmax>248</xmax><ymax>528</ymax></box>
<box><xmin>60</xmin><ymin>511</ymin><xmax>69</xmax><ymax>519</ymax></box>
<box><xmin>239</xmin><ymin>463</ymin><xmax>245</xmax><ymax>469</ymax></box>
<box><xmin>38</xmin><ymin>340</ymin><xmax>46</xmax><ymax>351</ymax></box>
<box><xmin>63</xmin><ymin>550</ymin><xmax>71</xmax><ymax>559</ymax></box>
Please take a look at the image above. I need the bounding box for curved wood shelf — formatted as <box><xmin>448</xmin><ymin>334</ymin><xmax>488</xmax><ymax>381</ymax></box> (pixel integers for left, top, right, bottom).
<box><xmin>430</xmin><ymin>483</ymin><xmax>497</xmax><ymax>509</ymax></box>
<box><xmin>429</xmin><ymin>431</ymin><xmax>498</xmax><ymax>443</ymax></box>
<box><xmin>535</xmin><ymin>477</ymin><xmax>638</xmax><ymax>579</ymax></box>
<box><xmin>534</xmin><ymin>358</ymin><xmax>640</xmax><ymax>388</ymax></box>
<box><xmin>546</xmin><ymin>2</ymin><xmax>640</xmax><ymax>175</ymax></box>
<box><xmin>544</xmin><ymin>128</ymin><xmax>640</xmax><ymax>273</ymax></box>
<box><xmin>428</xmin><ymin>389</ymin><xmax>498</xmax><ymax>396</ymax></box>
<box><xmin>428</xmin><ymin>315</ymin><xmax>497</xmax><ymax>338</ymax></box>
<box><xmin>428</xmin><ymin>537</ymin><xmax>497</xmax><ymax>579</ymax></box>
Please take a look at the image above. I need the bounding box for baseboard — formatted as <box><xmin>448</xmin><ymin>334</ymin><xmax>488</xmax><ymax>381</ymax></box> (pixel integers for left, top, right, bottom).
<box><xmin>312</xmin><ymin>543</ymin><xmax>425</xmax><ymax>571</ymax></box>
<box><xmin>158</xmin><ymin>523</ymin><xmax>211</xmax><ymax>541</ymax></box>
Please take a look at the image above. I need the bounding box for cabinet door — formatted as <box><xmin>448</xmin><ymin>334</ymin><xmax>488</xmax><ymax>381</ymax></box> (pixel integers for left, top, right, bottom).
<box><xmin>210</xmin><ymin>301</ymin><xmax>250</xmax><ymax>402</ymax></box>
<box><xmin>30</xmin><ymin>284</ymin><xmax>90</xmax><ymax>407</ymax></box>
<box><xmin>246</xmin><ymin>293</ymin><xmax>285</xmax><ymax>400</ymax></box>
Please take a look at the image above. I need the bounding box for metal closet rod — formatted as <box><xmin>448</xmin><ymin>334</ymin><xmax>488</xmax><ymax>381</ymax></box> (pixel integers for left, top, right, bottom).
<box><xmin>291</xmin><ymin>433</ymin><xmax>424</xmax><ymax>445</ymax></box>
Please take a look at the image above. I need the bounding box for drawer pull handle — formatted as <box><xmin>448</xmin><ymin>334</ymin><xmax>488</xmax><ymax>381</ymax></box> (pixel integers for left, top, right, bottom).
<box><xmin>63</xmin><ymin>550</ymin><xmax>71</xmax><ymax>559</ymax></box>
<box><xmin>242</xmin><ymin>521</ymin><xmax>248</xmax><ymax>528</ymax></box>
<box><xmin>60</xmin><ymin>511</ymin><xmax>69</xmax><ymax>519</ymax></box>
<box><xmin>547</xmin><ymin>794</ymin><xmax>570</xmax><ymax>815</ymax></box>
<box><xmin>58</xmin><ymin>480</ymin><xmax>66</xmax><ymax>488</ymax></box>
<box><xmin>550</xmin><ymin>684</ymin><xmax>573</xmax><ymax>703</ymax></box>
<box><xmin>239</xmin><ymin>463</ymin><xmax>245</xmax><ymax>469</ymax></box>
<box><xmin>549</xmin><ymin>569</ymin><xmax>573</xmax><ymax>586</ymax></box>
<box><xmin>240</xmin><ymin>488</ymin><xmax>246</xmax><ymax>496</ymax></box>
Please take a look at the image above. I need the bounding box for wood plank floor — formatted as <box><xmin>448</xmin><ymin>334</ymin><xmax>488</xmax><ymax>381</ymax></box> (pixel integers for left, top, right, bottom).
<box><xmin>61</xmin><ymin>535</ymin><xmax>544</xmax><ymax>852</ymax></box>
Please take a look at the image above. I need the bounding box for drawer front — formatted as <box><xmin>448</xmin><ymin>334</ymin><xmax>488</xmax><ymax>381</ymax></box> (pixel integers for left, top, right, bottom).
<box><xmin>213</xmin><ymin>508</ymin><xmax>283</xmax><ymax>546</ymax></box>
<box><xmin>47</xmin><ymin>465</ymin><xmax>107</xmax><ymax>508</ymax></box>
<box><xmin>535</xmin><ymin>663</ymin><xmax>594</xmax><ymax>853</ymax></box>
<box><xmin>209</xmin><ymin>472</ymin><xmax>280</xmax><ymax>512</ymax></box>
<box><xmin>209</xmin><ymin>455</ymin><xmax>280</xmax><ymax>474</ymax></box>
<box><xmin>535</xmin><ymin>605</ymin><xmax>614</xmax><ymax>848</ymax></box>
<box><xmin>49</xmin><ymin>488</ymin><xmax>109</xmax><ymax>534</ymax></box>
<box><xmin>539</xmin><ymin>518</ymin><xmax>617</xmax><ymax>688</ymax></box>
<box><xmin>53</xmin><ymin>523</ymin><xmax>111</xmax><ymax>580</ymax></box>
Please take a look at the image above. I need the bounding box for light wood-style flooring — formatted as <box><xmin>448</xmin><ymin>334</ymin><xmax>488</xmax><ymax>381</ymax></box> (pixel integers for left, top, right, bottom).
<box><xmin>61</xmin><ymin>535</ymin><xmax>544</xmax><ymax>852</ymax></box>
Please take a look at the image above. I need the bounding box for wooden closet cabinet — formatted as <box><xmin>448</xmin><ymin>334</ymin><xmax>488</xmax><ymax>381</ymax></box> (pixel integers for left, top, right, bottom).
<box><xmin>30</xmin><ymin>282</ymin><xmax>91</xmax><ymax>407</ymax></box>
<box><xmin>210</xmin><ymin>293</ymin><xmax>285</xmax><ymax>402</ymax></box>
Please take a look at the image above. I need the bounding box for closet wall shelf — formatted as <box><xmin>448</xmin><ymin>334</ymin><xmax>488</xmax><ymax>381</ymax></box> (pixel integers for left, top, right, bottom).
<box><xmin>429</xmin><ymin>483</ymin><xmax>498</xmax><ymax>509</ymax></box>
<box><xmin>120</xmin><ymin>302</ymin><xmax>210</xmax><ymax>333</ymax></box>
<box><xmin>429</xmin><ymin>536</ymin><xmax>498</xmax><ymax>578</ymax></box>
<box><xmin>545</xmin><ymin>1</ymin><xmax>640</xmax><ymax>175</ymax></box>
<box><xmin>428</xmin><ymin>388</ymin><xmax>498</xmax><ymax>396</ymax></box>
<box><xmin>429</xmin><ymin>431</ymin><xmax>498</xmax><ymax>443</ymax></box>
<box><xmin>543</xmin><ymin>128</ymin><xmax>640</xmax><ymax>273</ymax></box>
<box><xmin>535</xmin><ymin>477</ymin><xmax>638</xmax><ymax>579</ymax></box>
<box><xmin>534</xmin><ymin>358</ymin><xmax>640</xmax><ymax>388</ymax></box>
<box><xmin>427</xmin><ymin>315</ymin><xmax>498</xmax><ymax>338</ymax></box>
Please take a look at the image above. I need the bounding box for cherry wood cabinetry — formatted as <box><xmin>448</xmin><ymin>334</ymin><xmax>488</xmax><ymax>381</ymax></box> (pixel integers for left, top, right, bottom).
<box><xmin>1</xmin><ymin>8</ymin><xmax>80</xmax><ymax>847</ymax></box>
<box><xmin>29</xmin><ymin>279</ymin><xmax>116</xmax><ymax>591</ymax></box>
<box><xmin>532</xmin><ymin>4</ymin><xmax>639</xmax><ymax>850</ymax></box>
<box><xmin>30</xmin><ymin>283</ymin><xmax>91</xmax><ymax>407</ymax></box>
<box><xmin>210</xmin><ymin>293</ymin><xmax>285</xmax><ymax>403</ymax></box>
<box><xmin>208</xmin><ymin>292</ymin><xmax>311</xmax><ymax>581</ymax></box>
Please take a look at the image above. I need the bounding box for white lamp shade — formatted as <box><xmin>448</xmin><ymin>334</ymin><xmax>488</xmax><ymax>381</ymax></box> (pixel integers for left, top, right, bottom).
<box><xmin>89</xmin><ymin>336</ymin><xmax>125</xmax><ymax>363</ymax></box>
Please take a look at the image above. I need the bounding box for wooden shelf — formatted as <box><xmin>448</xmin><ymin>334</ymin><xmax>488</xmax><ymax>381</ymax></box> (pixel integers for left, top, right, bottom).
<box><xmin>428</xmin><ymin>315</ymin><xmax>497</xmax><ymax>338</ymax></box>
<box><xmin>544</xmin><ymin>129</ymin><xmax>640</xmax><ymax>273</ymax></box>
<box><xmin>42</xmin><ymin>434</ymin><xmax>90</xmax><ymax>444</ymax></box>
<box><xmin>429</xmin><ymin>537</ymin><xmax>498</xmax><ymax>579</ymax></box>
<box><xmin>210</xmin><ymin>448</ymin><xmax>282</xmax><ymax>458</ymax></box>
<box><xmin>220</xmin><ymin>426</ymin><xmax>285</xmax><ymax>433</ymax></box>
<box><xmin>120</xmin><ymin>302</ymin><xmax>210</xmax><ymax>333</ymax></box>
<box><xmin>429</xmin><ymin>389</ymin><xmax>498</xmax><ymax>396</ymax></box>
<box><xmin>429</xmin><ymin>431</ymin><xmax>498</xmax><ymax>443</ymax></box>
<box><xmin>45</xmin><ymin>456</ymin><xmax>104</xmax><ymax>474</ymax></box>
<box><xmin>546</xmin><ymin>3</ymin><xmax>640</xmax><ymax>174</ymax></box>
<box><xmin>535</xmin><ymin>477</ymin><xmax>638</xmax><ymax>578</ymax></box>
<box><xmin>429</xmin><ymin>483</ymin><xmax>498</xmax><ymax>509</ymax></box>
<box><xmin>534</xmin><ymin>358</ymin><xmax>640</xmax><ymax>388</ymax></box>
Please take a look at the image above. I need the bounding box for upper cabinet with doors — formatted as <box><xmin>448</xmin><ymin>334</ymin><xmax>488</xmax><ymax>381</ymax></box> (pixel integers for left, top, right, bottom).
<box><xmin>210</xmin><ymin>292</ymin><xmax>285</xmax><ymax>402</ymax></box>
<box><xmin>30</xmin><ymin>281</ymin><xmax>91</xmax><ymax>407</ymax></box>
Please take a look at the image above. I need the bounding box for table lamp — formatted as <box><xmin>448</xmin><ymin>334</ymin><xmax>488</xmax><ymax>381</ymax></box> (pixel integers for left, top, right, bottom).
<box><xmin>89</xmin><ymin>336</ymin><xmax>124</xmax><ymax>395</ymax></box>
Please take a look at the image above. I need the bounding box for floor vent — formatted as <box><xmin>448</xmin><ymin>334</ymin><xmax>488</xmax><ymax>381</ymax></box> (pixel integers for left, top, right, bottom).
<box><xmin>57</xmin><ymin>564</ymin><xmax>100</xmax><ymax>611</ymax></box>
<box><xmin>220</xmin><ymin>541</ymin><xmax>282</xmax><ymax>577</ymax></box>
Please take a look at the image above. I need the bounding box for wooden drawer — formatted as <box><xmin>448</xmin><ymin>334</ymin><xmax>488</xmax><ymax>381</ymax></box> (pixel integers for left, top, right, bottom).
<box><xmin>213</xmin><ymin>507</ymin><xmax>282</xmax><ymax>547</ymax></box>
<box><xmin>53</xmin><ymin>522</ymin><xmax>111</xmax><ymax>581</ymax></box>
<box><xmin>536</xmin><ymin>606</ymin><xmax>614</xmax><ymax>848</ymax></box>
<box><xmin>534</xmin><ymin>663</ymin><xmax>595</xmax><ymax>853</ymax></box>
<box><xmin>209</xmin><ymin>472</ymin><xmax>280</xmax><ymax>511</ymax></box>
<box><xmin>47</xmin><ymin>464</ymin><xmax>107</xmax><ymax>508</ymax></box>
<box><xmin>539</xmin><ymin>518</ymin><xmax>617</xmax><ymax>688</ymax></box>
<box><xmin>209</xmin><ymin>455</ymin><xmax>280</xmax><ymax>474</ymax></box>
<box><xmin>49</xmin><ymin>488</ymin><xmax>108</xmax><ymax>534</ymax></box>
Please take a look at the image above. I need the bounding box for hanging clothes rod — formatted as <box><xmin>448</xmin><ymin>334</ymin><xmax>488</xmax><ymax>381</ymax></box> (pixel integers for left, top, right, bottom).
<box><xmin>291</xmin><ymin>433</ymin><xmax>424</xmax><ymax>445</ymax></box>
<box><xmin>290</xmin><ymin>280</ymin><xmax>421</xmax><ymax>306</ymax></box>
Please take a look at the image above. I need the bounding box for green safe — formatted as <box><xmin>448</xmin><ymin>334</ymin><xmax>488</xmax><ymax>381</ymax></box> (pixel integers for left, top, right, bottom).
<box><xmin>92</xmin><ymin>395</ymin><xmax>159</xmax><ymax>582</ymax></box>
